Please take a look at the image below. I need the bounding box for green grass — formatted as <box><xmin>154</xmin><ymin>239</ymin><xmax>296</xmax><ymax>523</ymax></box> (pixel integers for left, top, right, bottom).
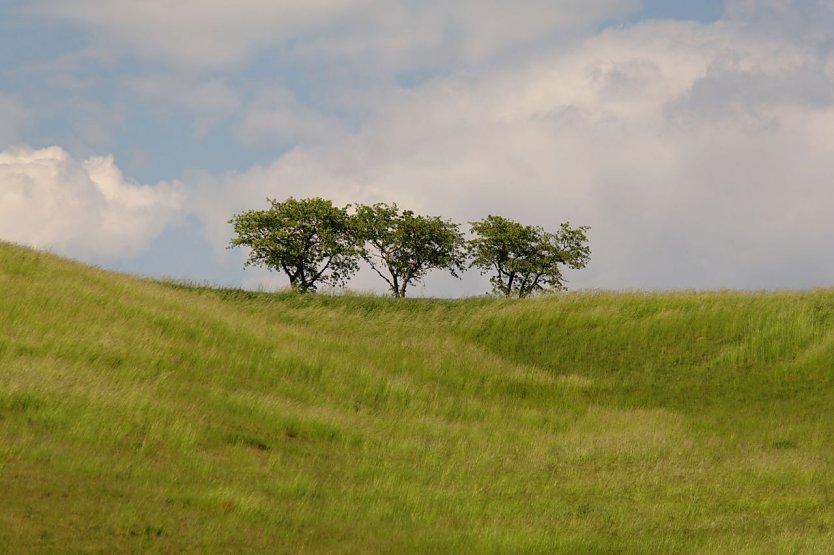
<box><xmin>1</xmin><ymin>241</ymin><xmax>833</xmax><ymax>553</ymax></box>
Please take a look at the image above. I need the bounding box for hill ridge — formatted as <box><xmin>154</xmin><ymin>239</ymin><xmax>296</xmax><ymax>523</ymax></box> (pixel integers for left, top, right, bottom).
<box><xmin>1</xmin><ymin>241</ymin><xmax>833</xmax><ymax>552</ymax></box>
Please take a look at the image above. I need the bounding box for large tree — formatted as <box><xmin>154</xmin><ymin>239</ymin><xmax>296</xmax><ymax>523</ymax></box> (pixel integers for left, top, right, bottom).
<box><xmin>354</xmin><ymin>203</ymin><xmax>466</xmax><ymax>298</ymax></box>
<box><xmin>228</xmin><ymin>197</ymin><xmax>360</xmax><ymax>293</ymax></box>
<box><xmin>468</xmin><ymin>215</ymin><xmax>590</xmax><ymax>297</ymax></box>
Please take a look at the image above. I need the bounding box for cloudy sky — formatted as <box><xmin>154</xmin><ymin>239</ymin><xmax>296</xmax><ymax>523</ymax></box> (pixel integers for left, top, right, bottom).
<box><xmin>2</xmin><ymin>0</ymin><xmax>834</xmax><ymax>295</ymax></box>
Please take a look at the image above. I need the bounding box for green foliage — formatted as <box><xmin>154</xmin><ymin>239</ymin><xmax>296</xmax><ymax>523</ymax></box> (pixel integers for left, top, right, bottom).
<box><xmin>228</xmin><ymin>198</ymin><xmax>591</xmax><ymax>296</ymax></box>
<box><xmin>228</xmin><ymin>197</ymin><xmax>359</xmax><ymax>293</ymax></box>
<box><xmin>3</xmin><ymin>241</ymin><xmax>834</xmax><ymax>553</ymax></box>
<box><xmin>354</xmin><ymin>202</ymin><xmax>466</xmax><ymax>297</ymax></box>
<box><xmin>468</xmin><ymin>215</ymin><xmax>591</xmax><ymax>297</ymax></box>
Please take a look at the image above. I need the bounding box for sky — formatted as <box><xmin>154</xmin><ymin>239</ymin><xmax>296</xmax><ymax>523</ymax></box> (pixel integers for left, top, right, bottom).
<box><xmin>2</xmin><ymin>0</ymin><xmax>834</xmax><ymax>296</ymax></box>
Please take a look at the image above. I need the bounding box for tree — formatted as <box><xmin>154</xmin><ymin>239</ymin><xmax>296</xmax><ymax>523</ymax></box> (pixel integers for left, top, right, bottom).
<box><xmin>468</xmin><ymin>215</ymin><xmax>590</xmax><ymax>297</ymax></box>
<box><xmin>354</xmin><ymin>203</ymin><xmax>466</xmax><ymax>298</ymax></box>
<box><xmin>228</xmin><ymin>197</ymin><xmax>360</xmax><ymax>293</ymax></box>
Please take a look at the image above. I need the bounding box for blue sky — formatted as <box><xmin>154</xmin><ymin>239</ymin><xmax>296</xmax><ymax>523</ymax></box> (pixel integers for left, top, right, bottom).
<box><xmin>3</xmin><ymin>0</ymin><xmax>834</xmax><ymax>295</ymax></box>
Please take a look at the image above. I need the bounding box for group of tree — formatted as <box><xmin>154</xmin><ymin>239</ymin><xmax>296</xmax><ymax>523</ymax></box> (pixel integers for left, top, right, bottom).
<box><xmin>229</xmin><ymin>197</ymin><xmax>590</xmax><ymax>298</ymax></box>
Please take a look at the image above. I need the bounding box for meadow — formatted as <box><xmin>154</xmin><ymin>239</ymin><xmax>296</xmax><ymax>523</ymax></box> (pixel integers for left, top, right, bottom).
<box><xmin>1</xmin><ymin>241</ymin><xmax>832</xmax><ymax>553</ymax></box>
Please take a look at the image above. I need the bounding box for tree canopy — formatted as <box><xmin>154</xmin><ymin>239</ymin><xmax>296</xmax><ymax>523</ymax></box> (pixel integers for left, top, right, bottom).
<box><xmin>354</xmin><ymin>203</ymin><xmax>466</xmax><ymax>298</ymax></box>
<box><xmin>228</xmin><ymin>197</ymin><xmax>360</xmax><ymax>293</ymax></box>
<box><xmin>468</xmin><ymin>215</ymin><xmax>590</xmax><ymax>297</ymax></box>
<box><xmin>229</xmin><ymin>197</ymin><xmax>590</xmax><ymax>296</ymax></box>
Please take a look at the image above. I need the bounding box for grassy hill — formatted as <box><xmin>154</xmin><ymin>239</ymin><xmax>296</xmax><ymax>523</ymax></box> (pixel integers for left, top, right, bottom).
<box><xmin>1</xmin><ymin>241</ymin><xmax>833</xmax><ymax>553</ymax></box>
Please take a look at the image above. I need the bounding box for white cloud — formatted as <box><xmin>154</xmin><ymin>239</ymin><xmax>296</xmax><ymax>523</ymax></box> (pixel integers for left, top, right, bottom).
<box><xmin>27</xmin><ymin>0</ymin><xmax>640</xmax><ymax>70</ymax></box>
<box><xmin>195</xmin><ymin>15</ymin><xmax>834</xmax><ymax>292</ymax></box>
<box><xmin>0</xmin><ymin>146</ymin><xmax>185</xmax><ymax>259</ymax></box>
<box><xmin>28</xmin><ymin>0</ymin><xmax>369</xmax><ymax>69</ymax></box>
<box><xmin>237</xmin><ymin>87</ymin><xmax>349</xmax><ymax>146</ymax></box>
<box><xmin>293</xmin><ymin>0</ymin><xmax>641</xmax><ymax>71</ymax></box>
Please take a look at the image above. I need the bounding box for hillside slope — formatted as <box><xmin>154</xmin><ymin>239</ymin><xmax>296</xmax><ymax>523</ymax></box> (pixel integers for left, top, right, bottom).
<box><xmin>1</xmin><ymin>241</ymin><xmax>832</xmax><ymax>553</ymax></box>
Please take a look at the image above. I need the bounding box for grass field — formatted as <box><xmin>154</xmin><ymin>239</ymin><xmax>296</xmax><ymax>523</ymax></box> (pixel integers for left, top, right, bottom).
<box><xmin>1</xmin><ymin>241</ymin><xmax>833</xmax><ymax>553</ymax></box>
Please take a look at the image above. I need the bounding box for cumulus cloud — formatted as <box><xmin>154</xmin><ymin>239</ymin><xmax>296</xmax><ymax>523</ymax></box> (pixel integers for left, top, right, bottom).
<box><xmin>27</xmin><ymin>0</ymin><xmax>639</xmax><ymax>70</ymax></box>
<box><xmin>194</xmin><ymin>13</ymin><xmax>834</xmax><ymax>292</ymax></box>
<box><xmin>0</xmin><ymin>146</ymin><xmax>185</xmax><ymax>258</ymax></box>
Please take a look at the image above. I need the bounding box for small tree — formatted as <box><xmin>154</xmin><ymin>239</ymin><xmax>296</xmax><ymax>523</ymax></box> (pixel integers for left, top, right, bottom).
<box><xmin>354</xmin><ymin>203</ymin><xmax>466</xmax><ymax>298</ymax></box>
<box><xmin>468</xmin><ymin>215</ymin><xmax>590</xmax><ymax>297</ymax></box>
<box><xmin>228</xmin><ymin>197</ymin><xmax>360</xmax><ymax>293</ymax></box>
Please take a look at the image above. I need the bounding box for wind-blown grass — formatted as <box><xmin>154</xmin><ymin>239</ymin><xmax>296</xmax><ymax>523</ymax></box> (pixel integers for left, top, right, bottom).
<box><xmin>1</xmin><ymin>241</ymin><xmax>832</xmax><ymax>553</ymax></box>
